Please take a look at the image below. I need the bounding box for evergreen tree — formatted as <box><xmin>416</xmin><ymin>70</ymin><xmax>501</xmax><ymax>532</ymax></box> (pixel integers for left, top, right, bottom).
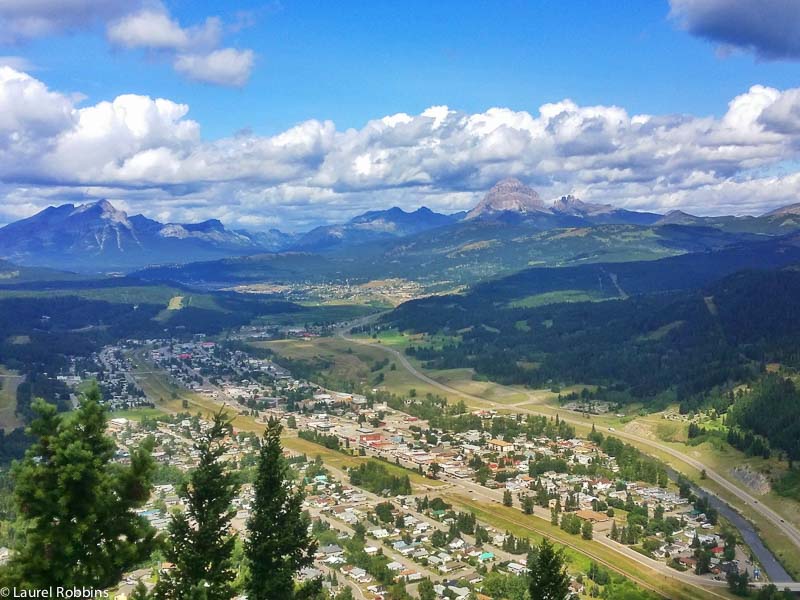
<box><xmin>727</xmin><ymin>570</ymin><xmax>750</xmax><ymax>597</ymax></box>
<box><xmin>503</xmin><ymin>489</ymin><xmax>513</xmax><ymax>507</ymax></box>
<box><xmin>418</xmin><ymin>578</ymin><xmax>436</xmax><ymax>600</ymax></box>
<box><xmin>5</xmin><ymin>386</ymin><xmax>155</xmax><ymax>589</ymax></box>
<box><xmin>335</xmin><ymin>588</ymin><xmax>354</xmax><ymax>600</ymax></box>
<box><xmin>130</xmin><ymin>581</ymin><xmax>152</xmax><ymax>600</ymax></box>
<box><xmin>245</xmin><ymin>417</ymin><xmax>317</xmax><ymax>600</ymax></box>
<box><xmin>154</xmin><ymin>410</ymin><xmax>240</xmax><ymax>600</ymax></box>
<box><xmin>522</xmin><ymin>495</ymin><xmax>535</xmax><ymax>514</ymax></box>
<box><xmin>695</xmin><ymin>549</ymin><xmax>712</xmax><ymax>575</ymax></box>
<box><xmin>527</xmin><ymin>538</ymin><xmax>570</xmax><ymax>600</ymax></box>
<box><xmin>581</xmin><ymin>520</ymin><xmax>593</xmax><ymax>540</ymax></box>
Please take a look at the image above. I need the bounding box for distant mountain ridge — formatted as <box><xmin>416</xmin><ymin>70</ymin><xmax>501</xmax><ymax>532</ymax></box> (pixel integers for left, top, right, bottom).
<box><xmin>0</xmin><ymin>200</ymin><xmax>274</xmax><ymax>271</ymax></box>
<box><xmin>0</xmin><ymin>200</ymin><xmax>467</xmax><ymax>271</ymax></box>
<box><xmin>763</xmin><ymin>203</ymin><xmax>800</xmax><ymax>217</ymax></box>
<box><xmin>4</xmin><ymin>178</ymin><xmax>800</xmax><ymax>273</ymax></box>
<box><xmin>290</xmin><ymin>206</ymin><xmax>459</xmax><ymax>252</ymax></box>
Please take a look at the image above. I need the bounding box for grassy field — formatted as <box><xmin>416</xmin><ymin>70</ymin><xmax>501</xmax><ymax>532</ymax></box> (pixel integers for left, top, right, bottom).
<box><xmin>255</xmin><ymin>303</ymin><xmax>380</xmax><ymax>326</ymax></box>
<box><xmin>155</xmin><ymin>294</ymin><xmax>222</xmax><ymax>321</ymax></box>
<box><xmin>343</xmin><ymin>331</ymin><xmax>536</xmax><ymax>406</ymax></box>
<box><xmin>259</xmin><ymin>336</ymin><xmax>484</xmax><ymax>405</ymax></box>
<box><xmin>426</xmin><ymin>368</ymin><xmax>528</xmax><ymax>404</ymax></box>
<box><xmin>108</xmin><ymin>407</ymin><xmax>168</xmax><ymax>422</ymax></box>
<box><xmin>167</xmin><ymin>295</ymin><xmax>185</xmax><ymax>310</ymax></box>
<box><xmin>508</xmin><ymin>289</ymin><xmax>610</xmax><ymax>308</ymax></box>
<box><xmin>448</xmin><ymin>495</ymin><xmax>733</xmax><ymax>600</ymax></box>
<box><xmin>263</xmin><ymin>332</ymin><xmax>585</xmax><ymax>410</ymax></box>
<box><xmin>358</xmin><ymin>330</ymin><xmax>596</xmax><ymax>407</ymax></box>
<box><xmin>256</xmin><ymin>337</ymin><xmax>386</xmax><ymax>389</ymax></box>
<box><xmin>0</xmin><ymin>284</ymin><xmax>183</xmax><ymax>305</ymax></box>
<box><xmin>0</xmin><ymin>366</ymin><xmax>22</xmax><ymax>429</ymax></box>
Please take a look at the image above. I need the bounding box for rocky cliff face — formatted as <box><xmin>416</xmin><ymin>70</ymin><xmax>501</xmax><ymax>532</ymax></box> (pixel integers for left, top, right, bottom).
<box><xmin>465</xmin><ymin>178</ymin><xmax>549</xmax><ymax>219</ymax></box>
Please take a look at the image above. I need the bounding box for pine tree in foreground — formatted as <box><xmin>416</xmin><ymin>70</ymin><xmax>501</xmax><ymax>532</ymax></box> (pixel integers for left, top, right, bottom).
<box><xmin>245</xmin><ymin>417</ymin><xmax>317</xmax><ymax>600</ymax></box>
<box><xmin>3</xmin><ymin>385</ymin><xmax>155</xmax><ymax>589</ymax></box>
<box><xmin>528</xmin><ymin>537</ymin><xmax>570</xmax><ymax>600</ymax></box>
<box><xmin>154</xmin><ymin>410</ymin><xmax>240</xmax><ymax>600</ymax></box>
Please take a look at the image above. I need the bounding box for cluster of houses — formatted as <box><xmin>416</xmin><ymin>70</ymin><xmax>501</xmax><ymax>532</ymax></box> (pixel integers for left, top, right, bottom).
<box><xmin>302</xmin><ymin>465</ymin><xmax>582</xmax><ymax>600</ymax></box>
<box><xmin>147</xmin><ymin>338</ymin><xmax>315</xmax><ymax>409</ymax></box>
<box><xmin>107</xmin><ymin>414</ymin><xmax>258</xmax><ymax>536</ymax></box>
<box><xmin>57</xmin><ymin>344</ymin><xmax>149</xmax><ymax>410</ymax></box>
<box><xmin>233</xmin><ymin>279</ymin><xmax>425</xmax><ymax>306</ymax></box>
<box><xmin>285</xmin><ymin>402</ymin><xmax>741</xmax><ymax>583</ymax></box>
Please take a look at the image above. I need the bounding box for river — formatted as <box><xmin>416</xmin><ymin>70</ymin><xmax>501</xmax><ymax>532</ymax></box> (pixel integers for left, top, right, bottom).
<box><xmin>664</xmin><ymin>466</ymin><xmax>792</xmax><ymax>583</ymax></box>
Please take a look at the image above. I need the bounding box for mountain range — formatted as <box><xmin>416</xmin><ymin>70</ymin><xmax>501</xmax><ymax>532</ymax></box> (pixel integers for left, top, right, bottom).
<box><xmin>0</xmin><ymin>200</ymin><xmax>270</xmax><ymax>271</ymax></box>
<box><xmin>0</xmin><ymin>199</ymin><xmax>467</xmax><ymax>271</ymax></box>
<box><xmin>1</xmin><ymin>177</ymin><xmax>799</xmax><ymax>276</ymax></box>
<box><xmin>466</xmin><ymin>178</ymin><xmax>660</xmax><ymax>226</ymax></box>
<box><xmin>290</xmin><ymin>206</ymin><xmax>461</xmax><ymax>252</ymax></box>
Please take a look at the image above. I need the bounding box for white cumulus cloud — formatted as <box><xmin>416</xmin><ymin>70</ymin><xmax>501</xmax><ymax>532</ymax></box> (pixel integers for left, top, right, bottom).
<box><xmin>107</xmin><ymin>8</ymin><xmax>221</xmax><ymax>51</ymax></box>
<box><xmin>0</xmin><ymin>0</ymin><xmax>255</xmax><ymax>87</ymax></box>
<box><xmin>173</xmin><ymin>48</ymin><xmax>255</xmax><ymax>87</ymax></box>
<box><xmin>106</xmin><ymin>4</ymin><xmax>254</xmax><ymax>87</ymax></box>
<box><xmin>5</xmin><ymin>67</ymin><xmax>800</xmax><ymax>229</ymax></box>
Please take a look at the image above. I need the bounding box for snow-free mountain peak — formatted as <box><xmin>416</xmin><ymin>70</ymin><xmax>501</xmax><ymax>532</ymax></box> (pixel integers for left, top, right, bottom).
<box><xmin>552</xmin><ymin>195</ymin><xmax>614</xmax><ymax>216</ymax></box>
<box><xmin>465</xmin><ymin>178</ymin><xmax>548</xmax><ymax>220</ymax></box>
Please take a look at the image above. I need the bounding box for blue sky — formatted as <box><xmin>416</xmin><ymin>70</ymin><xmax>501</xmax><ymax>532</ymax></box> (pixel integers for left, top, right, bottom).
<box><xmin>17</xmin><ymin>1</ymin><xmax>800</xmax><ymax>138</ymax></box>
<box><xmin>2</xmin><ymin>0</ymin><xmax>800</xmax><ymax>231</ymax></box>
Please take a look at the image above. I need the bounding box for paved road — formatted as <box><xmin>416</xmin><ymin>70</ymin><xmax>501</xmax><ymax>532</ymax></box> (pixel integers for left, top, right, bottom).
<box><xmin>339</xmin><ymin>329</ymin><xmax>800</xmax><ymax>585</ymax></box>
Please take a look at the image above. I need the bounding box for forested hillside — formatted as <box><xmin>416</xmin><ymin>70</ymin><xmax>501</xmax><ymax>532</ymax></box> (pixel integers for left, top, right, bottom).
<box><xmin>134</xmin><ymin>222</ymin><xmax>765</xmax><ymax>289</ymax></box>
<box><xmin>386</xmin><ymin>268</ymin><xmax>800</xmax><ymax>404</ymax></box>
<box><xmin>728</xmin><ymin>375</ymin><xmax>800</xmax><ymax>462</ymax></box>
<box><xmin>469</xmin><ymin>232</ymin><xmax>800</xmax><ymax>304</ymax></box>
